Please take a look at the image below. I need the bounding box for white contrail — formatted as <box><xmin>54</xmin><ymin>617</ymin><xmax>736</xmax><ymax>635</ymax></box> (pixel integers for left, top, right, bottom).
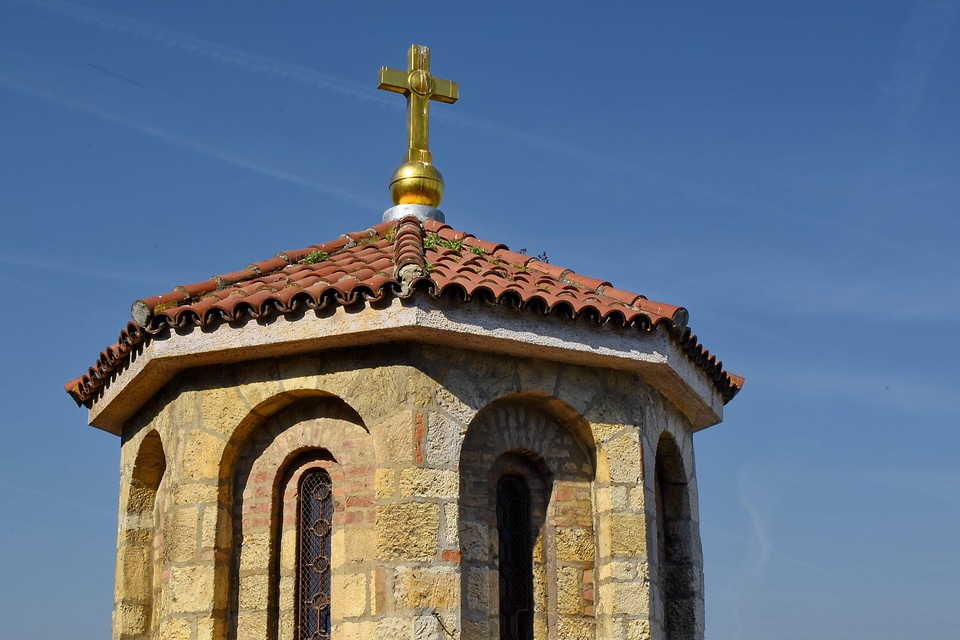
<box><xmin>0</xmin><ymin>70</ymin><xmax>383</xmax><ymax>211</ymax></box>
<box><xmin>18</xmin><ymin>0</ymin><xmax>393</xmax><ymax>107</ymax></box>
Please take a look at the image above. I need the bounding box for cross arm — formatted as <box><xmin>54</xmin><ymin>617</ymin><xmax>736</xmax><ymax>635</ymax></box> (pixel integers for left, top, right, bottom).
<box><xmin>431</xmin><ymin>78</ymin><xmax>459</xmax><ymax>103</ymax></box>
<box><xmin>378</xmin><ymin>67</ymin><xmax>409</xmax><ymax>94</ymax></box>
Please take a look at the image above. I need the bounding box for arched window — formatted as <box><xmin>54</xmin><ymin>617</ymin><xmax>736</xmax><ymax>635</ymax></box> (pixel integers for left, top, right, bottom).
<box><xmin>296</xmin><ymin>468</ymin><xmax>333</xmax><ymax>640</ymax></box>
<box><xmin>497</xmin><ymin>475</ymin><xmax>534</xmax><ymax>640</ymax></box>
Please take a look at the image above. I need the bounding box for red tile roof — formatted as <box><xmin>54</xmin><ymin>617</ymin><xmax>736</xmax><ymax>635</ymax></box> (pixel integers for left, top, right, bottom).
<box><xmin>65</xmin><ymin>217</ymin><xmax>743</xmax><ymax>408</ymax></box>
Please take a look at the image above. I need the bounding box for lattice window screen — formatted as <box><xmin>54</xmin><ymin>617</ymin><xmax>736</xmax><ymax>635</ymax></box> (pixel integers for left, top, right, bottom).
<box><xmin>296</xmin><ymin>469</ymin><xmax>333</xmax><ymax>640</ymax></box>
<box><xmin>497</xmin><ymin>475</ymin><xmax>534</xmax><ymax>640</ymax></box>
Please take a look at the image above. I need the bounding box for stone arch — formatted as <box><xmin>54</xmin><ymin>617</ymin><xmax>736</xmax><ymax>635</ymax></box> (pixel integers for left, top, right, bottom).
<box><xmin>224</xmin><ymin>395</ymin><xmax>375</xmax><ymax>640</ymax></box>
<box><xmin>116</xmin><ymin>429</ymin><xmax>166</xmax><ymax>640</ymax></box>
<box><xmin>654</xmin><ymin>431</ymin><xmax>698</xmax><ymax>640</ymax></box>
<box><xmin>459</xmin><ymin>394</ymin><xmax>597</xmax><ymax>640</ymax></box>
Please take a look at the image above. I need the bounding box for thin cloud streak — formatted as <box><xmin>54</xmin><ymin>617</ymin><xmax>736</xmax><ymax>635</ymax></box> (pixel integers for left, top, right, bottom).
<box><xmin>0</xmin><ymin>70</ymin><xmax>383</xmax><ymax>212</ymax></box>
<box><xmin>20</xmin><ymin>0</ymin><xmax>393</xmax><ymax>106</ymax></box>
<box><xmin>881</xmin><ymin>0</ymin><xmax>960</xmax><ymax>125</ymax></box>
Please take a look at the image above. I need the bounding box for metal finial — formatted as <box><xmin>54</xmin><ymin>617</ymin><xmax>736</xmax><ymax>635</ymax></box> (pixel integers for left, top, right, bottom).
<box><xmin>378</xmin><ymin>44</ymin><xmax>459</xmax><ymax>209</ymax></box>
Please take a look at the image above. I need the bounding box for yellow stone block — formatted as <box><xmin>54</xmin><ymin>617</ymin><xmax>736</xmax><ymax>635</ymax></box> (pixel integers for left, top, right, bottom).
<box><xmin>557</xmin><ymin>565</ymin><xmax>581</xmax><ymax>614</ymax></box>
<box><xmin>396</xmin><ymin>567</ymin><xmax>459</xmax><ymax>609</ymax></box>
<box><xmin>556</xmin><ymin>526</ymin><xmax>594</xmax><ymax>562</ymax></box>
<box><xmin>199</xmin><ymin>386</ymin><xmax>250</xmax><ymax>437</ymax></box>
<box><xmin>605</xmin><ymin>433</ymin><xmax>643</xmax><ymax>483</ymax></box>
<box><xmin>167</xmin><ymin>565</ymin><xmax>214</xmax><ymax>613</ymax></box>
<box><xmin>180</xmin><ymin>429</ymin><xmax>226</xmax><ymax>481</ymax></box>
<box><xmin>376</xmin><ymin>502</ymin><xmax>440</xmax><ymax>561</ymax></box>
<box><xmin>611</xmin><ymin>513</ymin><xmax>648</xmax><ymax>557</ymax></box>
<box><xmin>345</xmin><ymin>528</ymin><xmax>376</xmax><ymax>564</ymax></box>
<box><xmin>399</xmin><ymin>467</ymin><xmax>458</xmax><ymax>498</ymax></box>
<box><xmin>113</xmin><ymin>603</ymin><xmax>147</xmax><ymax>636</ymax></box>
<box><xmin>238</xmin><ymin>572</ymin><xmax>269</xmax><ymax>610</ymax></box>
<box><xmin>331</xmin><ymin>572</ymin><xmax>368</xmax><ymax>618</ymax></box>
<box><xmin>166</xmin><ymin>507</ymin><xmax>199</xmax><ymax>563</ymax></box>
<box><xmin>376</xmin><ymin>468</ymin><xmax>395</xmax><ymax>499</ymax></box>
<box><xmin>611</xmin><ymin>580</ymin><xmax>651</xmax><ymax>615</ymax></box>
<box><xmin>158</xmin><ymin>616</ymin><xmax>192</xmax><ymax>640</ymax></box>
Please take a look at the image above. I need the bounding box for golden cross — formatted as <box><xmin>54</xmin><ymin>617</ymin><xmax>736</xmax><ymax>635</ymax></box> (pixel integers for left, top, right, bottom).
<box><xmin>378</xmin><ymin>44</ymin><xmax>458</xmax><ymax>164</ymax></box>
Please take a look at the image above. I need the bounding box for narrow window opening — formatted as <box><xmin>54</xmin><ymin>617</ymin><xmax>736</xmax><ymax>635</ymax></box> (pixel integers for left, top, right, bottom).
<box><xmin>296</xmin><ymin>468</ymin><xmax>333</xmax><ymax>640</ymax></box>
<box><xmin>497</xmin><ymin>475</ymin><xmax>533</xmax><ymax>640</ymax></box>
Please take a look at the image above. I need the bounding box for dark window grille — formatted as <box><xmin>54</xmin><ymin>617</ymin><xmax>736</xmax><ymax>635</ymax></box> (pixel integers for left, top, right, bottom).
<box><xmin>497</xmin><ymin>476</ymin><xmax>533</xmax><ymax>640</ymax></box>
<box><xmin>296</xmin><ymin>468</ymin><xmax>333</xmax><ymax>640</ymax></box>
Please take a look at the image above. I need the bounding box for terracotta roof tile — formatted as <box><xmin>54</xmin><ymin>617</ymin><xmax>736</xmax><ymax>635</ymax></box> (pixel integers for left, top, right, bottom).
<box><xmin>67</xmin><ymin>217</ymin><xmax>742</xmax><ymax>408</ymax></box>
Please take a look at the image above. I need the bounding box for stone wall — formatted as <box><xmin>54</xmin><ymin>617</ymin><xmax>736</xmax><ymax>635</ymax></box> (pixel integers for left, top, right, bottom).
<box><xmin>112</xmin><ymin>342</ymin><xmax>703</xmax><ymax>640</ymax></box>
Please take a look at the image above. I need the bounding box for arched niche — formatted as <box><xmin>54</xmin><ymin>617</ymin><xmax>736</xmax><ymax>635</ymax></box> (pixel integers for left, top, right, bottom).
<box><xmin>459</xmin><ymin>395</ymin><xmax>597</xmax><ymax>640</ymax></box>
<box><xmin>224</xmin><ymin>395</ymin><xmax>374</xmax><ymax>640</ymax></box>
<box><xmin>654</xmin><ymin>431</ymin><xmax>698</xmax><ymax>640</ymax></box>
<box><xmin>116</xmin><ymin>429</ymin><xmax>166</xmax><ymax>640</ymax></box>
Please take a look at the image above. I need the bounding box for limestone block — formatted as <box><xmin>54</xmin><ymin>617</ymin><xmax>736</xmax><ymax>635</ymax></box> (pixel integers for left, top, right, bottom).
<box><xmin>376</xmin><ymin>616</ymin><xmax>414</xmax><ymax>638</ymax></box>
<box><xmin>238</xmin><ymin>572</ymin><xmax>270</xmax><ymax>610</ymax></box>
<box><xmin>611</xmin><ymin>561</ymin><xmax>634</xmax><ymax>581</ymax></box>
<box><xmin>465</xmin><ymin>566</ymin><xmax>488</xmax><ymax>612</ymax></box>
<box><xmin>113</xmin><ymin>603</ymin><xmax>147</xmax><ymax>636</ymax></box>
<box><xmin>331</xmin><ymin>572</ymin><xmax>368</xmax><ymax>618</ymax></box>
<box><xmin>394</xmin><ymin>567</ymin><xmax>459</xmax><ymax>609</ymax></box>
<box><xmin>172</xmin><ymin>388</ymin><xmax>200</xmax><ymax>428</ymax></box>
<box><xmin>236</xmin><ymin>611</ymin><xmax>268</xmax><ymax>640</ymax></box>
<box><xmin>171</xmin><ymin>482</ymin><xmax>218</xmax><ymax>506</ymax></box>
<box><xmin>377</xmin><ymin>502</ymin><xmax>440</xmax><ymax>561</ymax></box>
<box><xmin>557</xmin><ymin>616</ymin><xmax>596</xmax><ymax>640</ymax></box>
<box><xmin>376</xmin><ymin>468</ymin><xmax>395</xmax><ymax>499</ymax></box>
<box><xmin>400</xmin><ymin>467</ymin><xmax>458</xmax><ymax>499</ymax></box>
<box><xmin>345</xmin><ymin>528</ymin><xmax>376</xmax><ymax>564</ymax></box>
<box><xmin>350</xmin><ymin>367</ymin><xmax>405</xmax><ymax>425</ymax></box>
<box><xmin>557</xmin><ymin>565</ymin><xmax>581</xmax><ymax>614</ymax></box>
<box><xmin>442</xmin><ymin>505</ymin><xmax>458</xmax><ymax>547</ymax></box>
<box><xmin>435</xmin><ymin>373</ymin><xmax>479</xmax><ymax>424</ymax></box>
<box><xmin>374</xmin><ymin>411</ymin><xmax>415</xmax><ymax>465</ymax></box>
<box><xmin>239</xmin><ymin>531</ymin><xmax>271</xmax><ymax>572</ymax></box>
<box><xmin>605</xmin><ymin>433</ymin><xmax>643</xmax><ymax>484</ymax></box>
<box><xmin>158</xmin><ymin>616</ymin><xmax>192</xmax><ymax>640</ymax></box>
<box><xmin>337</xmin><ymin>620</ymin><xmax>376</xmax><ymax>639</ymax></box>
<box><xmin>403</xmin><ymin>369</ymin><xmax>436</xmax><ymax>407</ymax></box>
<box><xmin>622</xmin><ymin>618</ymin><xmax>651</xmax><ymax>640</ymax></box>
<box><xmin>166</xmin><ymin>507</ymin><xmax>199</xmax><ymax>563</ymax></box>
<box><xmin>610</xmin><ymin>486</ymin><xmax>629</xmax><ymax>511</ymax></box>
<box><xmin>199</xmin><ymin>386</ymin><xmax>250</xmax><ymax>437</ymax></box>
<box><xmin>517</xmin><ymin>359</ymin><xmax>559</xmax><ymax>396</ymax></box>
<box><xmin>233</xmin><ymin>378</ymin><xmax>286</xmax><ymax>416</ymax></box>
<box><xmin>167</xmin><ymin>565</ymin><xmax>214</xmax><ymax>613</ymax></box>
<box><xmin>196</xmin><ymin>617</ymin><xmax>216</xmax><ymax>640</ymax></box>
<box><xmin>611</xmin><ymin>580</ymin><xmax>651</xmax><ymax>616</ymax></box>
<box><xmin>118</xmin><ymin>544</ymin><xmax>150</xmax><ymax>597</ymax></box>
<box><xmin>424</xmin><ymin>412</ymin><xmax>463</xmax><ymax>467</ymax></box>
<box><xmin>611</xmin><ymin>513</ymin><xmax>647</xmax><ymax>557</ymax></box>
<box><xmin>179</xmin><ymin>429</ymin><xmax>226</xmax><ymax>481</ymax></box>
<box><xmin>200</xmin><ymin>504</ymin><xmax>217</xmax><ymax>549</ymax></box>
<box><xmin>459</xmin><ymin>521</ymin><xmax>488</xmax><ymax>562</ymax></box>
<box><xmin>556</xmin><ymin>526</ymin><xmax>594</xmax><ymax>562</ymax></box>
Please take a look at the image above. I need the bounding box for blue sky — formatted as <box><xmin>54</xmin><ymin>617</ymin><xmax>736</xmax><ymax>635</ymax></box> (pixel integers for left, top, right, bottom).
<box><xmin>1</xmin><ymin>1</ymin><xmax>958</xmax><ymax>638</ymax></box>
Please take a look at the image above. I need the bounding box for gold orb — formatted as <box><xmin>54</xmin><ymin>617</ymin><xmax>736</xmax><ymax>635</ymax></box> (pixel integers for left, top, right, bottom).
<box><xmin>389</xmin><ymin>161</ymin><xmax>445</xmax><ymax>207</ymax></box>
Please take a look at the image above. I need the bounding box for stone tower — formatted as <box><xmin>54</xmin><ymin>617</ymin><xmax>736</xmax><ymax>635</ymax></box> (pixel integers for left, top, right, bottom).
<box><xmin>66</xmin><ymin>45</ymin><xmax>741</xmax><ymax>640</ymax></box>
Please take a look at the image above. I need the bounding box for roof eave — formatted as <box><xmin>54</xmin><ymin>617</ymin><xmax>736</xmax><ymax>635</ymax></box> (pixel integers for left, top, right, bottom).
<box><xmin>84</xmin><ymin>296</ymin><xmax>725</xmax><ymax>435</ymax></box>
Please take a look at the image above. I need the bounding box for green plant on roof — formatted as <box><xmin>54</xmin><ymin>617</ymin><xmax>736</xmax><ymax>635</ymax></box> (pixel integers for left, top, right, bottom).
<box><xmin>469</xmin><ymin>244</ymin><xmax>485</xmax><ymax>256</ymax></box>
<box><xmin>423</xmin><ymin>232</ymin><xmax>464</xmax><ymax>252</ymax></box>
<box><xmin>301</xmin><ymin>249</ymin><xmax>329</xmax><ymax>265</ymax></box>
